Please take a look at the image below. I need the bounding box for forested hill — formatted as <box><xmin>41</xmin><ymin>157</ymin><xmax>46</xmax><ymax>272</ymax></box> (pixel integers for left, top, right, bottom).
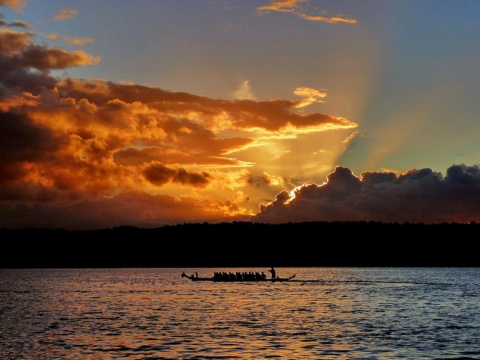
<box><xmin>1</xmin><ymin>221</ymin><xmax>479</xmax><ymax>268</ymax></box>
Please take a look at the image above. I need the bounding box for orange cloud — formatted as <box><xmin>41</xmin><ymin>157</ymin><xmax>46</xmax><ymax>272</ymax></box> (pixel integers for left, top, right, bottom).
<box><xmin>297</xmin><ymin>13</ymin><xmax>358</xmax><ymax>24</ymax></box>
<box><xmin>0</xmin><ymin>28</ymin><xmax>32</xmax><ymax>52</ymax></box>
<box><xmin>0</xmin><ymin>93</ymin><xmax>39</xmax><ymax>111</ymax></box>
<box><xmin>222</xmin><ymin>99</ymin><xmax>356</xmax><ymax>131</ymax></box>
<box><xmin>0</xmin><ymin>24</ymin><xmax>357</xmax><ymax>229</ymax></box>
<box><xmin>114</xmin><ymin>147</ymin><xmax>240</xmax><ymax>167</ymax></box>
<box><xmin>51</xmin><ymin>79</ymin><xmax>356</xmax><ymax>134</ymax></box>
<box><xmin>258</xmin><ymin>0</ymin><xmax>358</xmax><ymax>24</ymax></box>
<box><xmin>294</xmin><ymin>87</ymin><xmax>327</xmax><ymax>108</ymax></box>
<box><xmin>53</xmin><ymin>8</ymin><xmax>78</xmax><ymax>21</ymax></box>
<box><xmin>0</xmin><ymin>0</ymin><xmax>26</xmax><ymax>12</ymax></box>
<box><xmin>0</xmin><ymin>29</ymin><xmax>100</xmax><ymax>71</ymax></box>
<box><xmin>20</xmin><ymin>47</ymin><xmax>99</xmax><ymax>70</ymax></box>
<box><xmin>257</xmin><ymin>0</ymin><xmax>306</xmax><ymax>13</ymax></box>
<box><xmin>342</xmin><ymin>130</ymin><xmax>360</xmax><ymax>145</ymax></box>
<box><xmin>0</xmin><ymin>190</ymin><xmax>252</xmax><ymax>230</ymax></box>
<box><xmin>48</xmin><ymin>33</ymin><xmax>95</xmax><ymax>45</ymax></box>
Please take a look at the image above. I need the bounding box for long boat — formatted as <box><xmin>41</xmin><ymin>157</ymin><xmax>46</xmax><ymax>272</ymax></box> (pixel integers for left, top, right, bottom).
<box><xmin>181</xmin><ymin>270</ymin><xmax>296</xmax><ymax>282</ymax></box>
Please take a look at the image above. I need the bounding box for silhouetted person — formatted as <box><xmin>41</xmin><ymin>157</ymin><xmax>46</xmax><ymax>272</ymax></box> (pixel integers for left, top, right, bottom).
<box><xmin>268</xmin><ymin>267</ymin><xmax>276</xmax><ymax>280</ymax></box>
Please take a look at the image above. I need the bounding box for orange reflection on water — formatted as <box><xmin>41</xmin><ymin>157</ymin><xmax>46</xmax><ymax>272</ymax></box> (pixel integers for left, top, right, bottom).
<box><xmin>7</xmin><ymin>268</ymin><xmax>455</xmax><ymax>359</ymax></box>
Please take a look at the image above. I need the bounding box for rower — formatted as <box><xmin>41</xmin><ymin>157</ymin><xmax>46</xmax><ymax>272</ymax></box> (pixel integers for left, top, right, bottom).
<box><xmin>268</xmin><ymin>267</ymin><xmax>276</xmax><ymax>280</ymax></box>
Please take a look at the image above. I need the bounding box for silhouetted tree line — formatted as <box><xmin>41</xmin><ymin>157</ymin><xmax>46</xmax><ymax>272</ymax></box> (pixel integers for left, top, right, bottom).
<box><xmin>1</xmin><ymin>221</ymin><xmax>478</xmax><ymax>268</ymax></box>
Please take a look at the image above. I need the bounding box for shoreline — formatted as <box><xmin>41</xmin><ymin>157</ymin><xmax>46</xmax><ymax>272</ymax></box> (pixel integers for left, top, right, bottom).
<box><xmin>2</xmin><ymin>221</ymin><xmax>479</xmax><ymax>268</ymax></box>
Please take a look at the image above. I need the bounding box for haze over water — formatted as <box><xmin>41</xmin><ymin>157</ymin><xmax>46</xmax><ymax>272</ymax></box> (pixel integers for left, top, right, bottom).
<box><xmin>1</xmin><ymin>267</ymin><xmax>479</xmax><ymax>359</ymax></box>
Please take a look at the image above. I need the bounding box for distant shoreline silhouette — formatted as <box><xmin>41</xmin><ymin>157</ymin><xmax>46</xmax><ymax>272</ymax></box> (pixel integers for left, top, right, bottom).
<box><xmin>1</xmin><ymin>221</ymin><xmax>479</xmax><ymax>268</ymax></box>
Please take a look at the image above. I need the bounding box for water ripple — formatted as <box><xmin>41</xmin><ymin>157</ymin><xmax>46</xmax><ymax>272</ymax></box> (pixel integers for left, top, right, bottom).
<box><xmin>1</xmin><ymin>267</ymin><xmax>479</xmax><ymax>359</ymax></box>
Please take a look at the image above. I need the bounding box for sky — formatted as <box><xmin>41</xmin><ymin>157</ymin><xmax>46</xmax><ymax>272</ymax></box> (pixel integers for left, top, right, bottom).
<box><xmin>1</xmin><ymin>0</ymin><xmax>480</xmax><ymax>230</ymax></box>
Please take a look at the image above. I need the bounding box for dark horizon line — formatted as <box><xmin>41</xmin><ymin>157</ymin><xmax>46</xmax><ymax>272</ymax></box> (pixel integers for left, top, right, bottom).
<box><xmin>1</xmin><ymin>219</ymin><xmax>479</xmax><ymax>232</ymax></box>
<box><xmin>2</xmin><ymin>221</ymin><xmax>480</xmax><ymax>268</ymax></box>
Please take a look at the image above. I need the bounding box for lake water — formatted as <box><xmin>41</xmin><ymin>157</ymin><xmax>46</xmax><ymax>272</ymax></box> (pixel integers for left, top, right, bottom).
<box><xmin>0</xmin><ymin>267</ymin><xmax>479</xmax><ymax>359</ymax></box>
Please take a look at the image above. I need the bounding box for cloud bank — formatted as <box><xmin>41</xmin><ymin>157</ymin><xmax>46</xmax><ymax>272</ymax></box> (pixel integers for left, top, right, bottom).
<box><xmin>2</xmin><ymin>2</ymin><xmax>478</xmax><ymax>230</ymax></box>
<box><xmin>253</xmin><ymin>165</ymin><xmax>480</xmax><ymax>224</ymax></box>
<box><xmin>0</xmin><ymin>7</ymin><xmax>356</xmax><ymax>229</ymax></box>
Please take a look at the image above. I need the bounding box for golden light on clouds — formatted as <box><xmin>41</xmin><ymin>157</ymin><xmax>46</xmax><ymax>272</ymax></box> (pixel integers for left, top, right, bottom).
<box><xmin>0</xmin><ymin>18</ymin><xmax>358</xmax><ymax>228</ymax></box>
<box><xmin>257</xmin><ymin>0</ymin><xmax>306</xmax><ymax>13</ymax></box>
<box><xmin>342</xmin><ymin>130</ymin><xmax>360</xmax><ymax>145</ymax></box>
<box><xmin>262</xmin><ymin>172</ymin><xmax>285</xmax><ymax>187</ymax></box>
<box><xmin>297</xmin><ymin>13</ymin><xmax>358</xmax><ymax>24</ymax></box>
<box><xmin>258</xmin><ymin>0</ymin><xmax>358</xmax><ymax>24</ymax></box>
<box><xmin>294</xmin><ymin>87</ymin><xmax>327</xmax><ymax>108</ymax></box>
<box><xmin>3</xmin><ymin>0</ymin><xmax>478</xmax><ymax>229</ymax></box>
<box><xmin>0</xmin><ymin>29</ymin><xmax>100</xmax><ymax>69</ymax></box>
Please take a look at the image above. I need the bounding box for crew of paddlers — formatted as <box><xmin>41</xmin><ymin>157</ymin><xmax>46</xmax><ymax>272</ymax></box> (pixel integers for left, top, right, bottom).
<box><xmin>213</xmin><ymin>271</ymin><xmax>268</xmax><ymax>281</ymax></box>
<box><xmin>181</xmin><ymin>267</ymin><xmax>296</xmax><ymax>282</ymax></box>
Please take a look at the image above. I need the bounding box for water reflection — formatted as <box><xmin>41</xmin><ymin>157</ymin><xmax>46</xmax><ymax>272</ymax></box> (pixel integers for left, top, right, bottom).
<box><xmin>0</xmin><ymin>268</ymin><xmax>479</xmax><ymax>359</ymax></box>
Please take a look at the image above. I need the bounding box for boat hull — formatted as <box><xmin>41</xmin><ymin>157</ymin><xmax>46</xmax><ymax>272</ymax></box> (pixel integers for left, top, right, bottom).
<box><xmin>181</xmin><ymin>272</ymin><xmax>296</xmax><ymax>282</ymax></box>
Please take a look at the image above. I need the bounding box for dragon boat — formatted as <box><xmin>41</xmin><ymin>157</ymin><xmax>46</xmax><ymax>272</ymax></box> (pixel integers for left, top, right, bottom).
<box><xmin>181</xmin><ymin>270</ymin><xmax>296</xmax><ymax>282</ymax></box>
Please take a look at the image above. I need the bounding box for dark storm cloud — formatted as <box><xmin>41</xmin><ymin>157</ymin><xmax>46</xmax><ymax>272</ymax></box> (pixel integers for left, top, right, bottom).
<box><xmin>144</xmin><ymin>163</ymin><xmax>211</xmax><ymax>187</ymax></box>
<box><xmin>0</xmin><ymin>111</ymin><xmax>62</xmax><ymax>164</ymax></box>
<box><xmin>253</xmin><ymin>164</ymin><xmax>480</xmax><ymax>224</ymax></box>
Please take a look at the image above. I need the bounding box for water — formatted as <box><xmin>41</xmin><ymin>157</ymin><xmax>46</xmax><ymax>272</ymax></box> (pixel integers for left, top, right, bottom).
<box><xmin>0</xmin><ymin>268</ymin><xmax>479</xmax><ymax>359</ymax></box>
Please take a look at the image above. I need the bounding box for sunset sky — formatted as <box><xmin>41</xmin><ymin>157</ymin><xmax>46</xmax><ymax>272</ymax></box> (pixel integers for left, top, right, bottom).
<box><xmin>1</xmin><ymin>0</ymin><xmax>480</xmax><ymax>230</ymax></box>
